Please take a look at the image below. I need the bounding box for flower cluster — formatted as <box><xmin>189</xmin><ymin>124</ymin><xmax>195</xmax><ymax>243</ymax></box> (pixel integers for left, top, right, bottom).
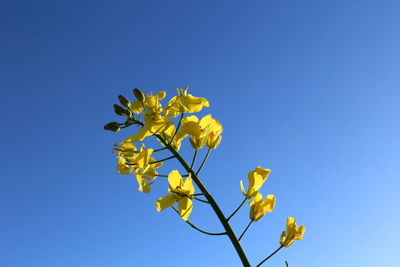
<box><xmin>104</xmin><ymin>87</ymin><xmax>305</xmax><ymax>265</ymax></box>
<box><xmin>106</xmin><ymin>87</ymin><xmax>222</xmax><ymax>221</ymax></box>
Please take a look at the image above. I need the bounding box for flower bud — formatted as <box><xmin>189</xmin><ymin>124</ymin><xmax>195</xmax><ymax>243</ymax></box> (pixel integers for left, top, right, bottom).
<box><xmin>114</xmin><ymin>104</ymin><xmax>131</xmax><ymax>117</ymax></box>
<box><xmin>103</xmin><ymin>122</ymin><xmax>121</xmax><ymax>132</ymax></box>
<box><xmin>133</xmin><ymin>88</ymin><xmax>145</xmax><ymax>102</ymax></box>
<box><xmin>118</xmin><ymin>95</ymin><xmax>130</xmax><ymax>108</ymax></box>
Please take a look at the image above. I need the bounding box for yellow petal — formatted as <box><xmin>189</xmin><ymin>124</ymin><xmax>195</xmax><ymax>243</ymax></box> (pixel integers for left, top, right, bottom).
<box><xmin>156</xmin><ymin>193</ymin><xmax>176</xmax><ymax>211</ymax></box>
<box><xmin>287</xmin><ymin>217</ymin><xmax>296</xmax><ymax>230</ymax></box>
<box><xmin>124</xmin><ymin>125</ymin><xmax>152</xmax><ymax>143</ymax></box>
<box><xmin>168</xmin><ymin>170</ymin><xmax>182</xmax><ymax>190</ymax></box>
<box><xmin>263</xmin><ymin>194</ymin><xmax>276</xmax><ymax>212</ymax></box>
<box><xmin>182</xmin><ymin>174</ymin><xmax>195</xmax><ymax>195</ymax></box>
<box><xmin>178</xmin><ymin>197</ymin><xmax>193</xmax><ymax>221</ymax></box>
<box><xmin>240</xmin><ymin>180</ymin><xmax>246</xmax><ymax>195</ymax></box>
<box><xmin>249</xmin><ymin>192</ymin><xmax>263</xmax><ymax>206</ymax></box>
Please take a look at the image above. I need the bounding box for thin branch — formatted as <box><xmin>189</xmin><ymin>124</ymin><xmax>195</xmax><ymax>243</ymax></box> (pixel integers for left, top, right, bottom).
<box><xmin>171</xmin><ymin>207</ymin><xmax>226</xmax><ymax>236</ymax></box>
<box><xmin>196</xmin><ymin>148</ymin><xmax>211</xmax><ymax>176</ymax></box>
<box><xmin>153</xmin><ymin>147</ymin><xmax>168</xmax><ymax>152</ymax></box>
<box><xmin>285</xmin><ymin>261</ymin><xmax>289</xmax><ymax>267</ymax></box>
<box><xmin>190</xmin><ymin>150</ymin><xmax>198</xmax><ymax>169</ymax></box>
<box><xmin>193</xmin><ymin>197</ymin><xmax>210</xmax><ymax>204</ymax></box>
<box><xmin>256</xmin><ymin>246</ymin><xmax>284</xmax><ymax>267</ymax></box>
<box><xmin>149</xmin><ymin>155</ymin><xmax>175</xmax><ymax>164</ymax></box>
<box><xmin>238</xmin><ymin>220</ymin><xmax>254</xmax><ymax>241</ymax></box>
<box><xmin>227</xmin><ymin>197</ymin><xmax>247</xmax><ymax>221</ymax></box>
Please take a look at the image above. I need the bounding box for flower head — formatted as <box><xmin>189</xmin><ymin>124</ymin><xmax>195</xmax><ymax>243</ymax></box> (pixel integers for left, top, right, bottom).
<box><xmin>249</xmin><ymin>193</ymin><xmax>276</xmax><ymax>221</ymax></box>
<box><xmin>116</xmin><ymin>156</ymin><xmax>133</xmax><ymax>175</ymax></box>
<box><xmin>113</xmin><ymin>142</ymin><xmax>137</xmax><ymax>158</ymax></box>
<box><xmin>124</xmin><ymin>108</ymin><xmax>173</xmax><ymax>143</ymax></box>
<box><xmin>240</xmin><ymin>166</ymin><xmax>272</xmax><ymax>199</ymax></box>
<box><xmin>156</xmin><ymin>170</ymin><xmax>195</xmax><ymax>221</ymax></box>
<box><xmin>131</xmin><ymin>91</ymin><xmax>166</xmax><ymax>114</ymax></box>
<box><xmin>206</xmin><ymin>117</ymin><xmax>223</xmax><ymax>149</ymax></box>
<box><xmin>164</xmin><ymin>87</ymin><xmax>209</xmax><ymax>117</ymax></box>
<box><xmin>280</xmin><ymin>217</ymin><xmax>306</xmax><ymax>247</ymax></box>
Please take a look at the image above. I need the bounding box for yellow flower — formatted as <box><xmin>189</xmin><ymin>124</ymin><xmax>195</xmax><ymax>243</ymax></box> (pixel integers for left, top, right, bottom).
<box><xmin>113</xmin><ymin>142</ymin><xmax>137</xmax><ymax>158</ymax></box>
<box><xmin>280</xmin><ymin>217</ymin><xmax>306</xmax><ymax>247</ymax></box>
<box><xmin>249</xmin><ymin>193</ymin><xmax>276</xmax><ymax>221</ymax></box>
<box><xmin>127</xmin><ymin>145</ymin><xmax>153</xmax><ymax>169</ymax></box>
<box><xmin>185</xmin><ymin>115</ymin><xmax>211</xmax><ymax>150</ymax></box>
<box><xmin>131</xmin><ymin>91</ymin><xmax>166</xmax><ymax>114</ymax></box>
<box><xmin>165</xmin><ymin>124</ymin><xmax>192</xmax><ymax>147</ymax></box>
<box><xmin>164</xmin><ymin>87</ymin><xmax>209</xmax><ymax>117</ymax></box>
<box><xmin>124</xmin><ymin>108</ymin><xmax>173</xmax><ymax>143</ymax></box>
<box><xmin>156</xmin><ymin>170</ymin><xmax>195</xmax><ymax>221</ymax></box>
<box><xmin>116</xmin><ymin>157</ymin><xmax>132</xmax><ymax>175</ymax></box>
<box><xmin>134</xmin><ymin>159</ymin><xmax>162</xmax><ymax>193</ymax></box>
<box><xmin>114</xmin><ymin>143</ymin><xmax>162</xmax><ymax>193</ymax></box>
<box><xmin>206</xmin><ymin>117</ymin><xmax>223</xmax><ymax>149</ymax></box>
<box><xmin>240</xmin><ymin>166</ymin><xmax>272</xmax><ymax>199</ymax></box>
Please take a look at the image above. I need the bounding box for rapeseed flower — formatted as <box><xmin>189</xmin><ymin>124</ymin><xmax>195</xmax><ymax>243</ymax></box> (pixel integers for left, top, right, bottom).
<box><xmin>280</xmin><ymin>217</ymin><xmax>306</xmax><ymax>247</ymax></box>
<box><xmin>156</xmin><ymin>170</ymin><xmax>195</xmax><ymax>221</ymax></box>
<box><xmin>165</xmin><ymin>87</ymin><xmax>209</xmax><ymax>117</ymax></box>
<box><xmin>240</xmin><ymin>166</ymin><xmax>272</xmax><ymax>199</ymax></box>
<box><xmin>249</xmin><ymin>193</ymin><xmax>276</xmax><ymax>221</ymax></box>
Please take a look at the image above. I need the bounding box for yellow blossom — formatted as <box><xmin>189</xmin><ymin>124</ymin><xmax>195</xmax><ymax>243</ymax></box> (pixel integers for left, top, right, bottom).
<box><xmin>249</xmin><ymin>193</ymin><xmax>276</xmax><ymax>221</ymax></box>
<box><xmin>131</xmin><ymin>91</ymin><xmax>166</xmax><ymax>114</ymax></box>
<box><xmin>185</xmin><ymin>115</ymin><xmax>212</xmax><ymax>150</ymax></box>
<box><xmin>156</xmin><ymin>170</ymin><xmax>195</xmax><ymax>221</ymax></box>
<box><xmin>127</xmin><ymin>145</ymin><xmax>153</xmax><ymax>169</ymax></box>
<box><xmin>116</xmin><ymin>157</ymin><xmax>132</xmax><ymax>175</ymax></box>
<box><xmin>113</xmin><ymin>142</ymin><xmax>137</xmax><ymax>158</ymax></box>
<box><xmin>206</xmin><ymin>117</ymin><xmax>223</xmax><ymax>149</ymax></box>
<box><xmin>114</xmin><ymin>143</ymin><xmax>162</xmax><ymax>193</ymax></box>
<box><xmin>280</xmin><ymin>217</ymin><xmax>306</xmax><ymax>247</ymax></box>
<box><xmin>240</xmin><ymin>166</ymin><xmax>272</xmax><ymax>199</ymax></box>
<box><xmin>133</xmin><ymin>159</ymin><xmax>162</xmax><ymax>193</ymax></box>
<box><xmin>124</xmin><ymin>108</ymin><xmax>173</xmax><ymax>143</ymax></box>
<box><xmin>164</xmin><ymin>87</ymin><xmax>209</xmax><ymax>117</ymax></box>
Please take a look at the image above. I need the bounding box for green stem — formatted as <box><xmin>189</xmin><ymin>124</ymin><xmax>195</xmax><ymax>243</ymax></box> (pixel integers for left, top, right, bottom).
<box><xmin>238</xmin><ymin>220</ymin><xmax>254</xmax><ymax>241</ymax></box>
<box><xmin>196</xmin><ymin>148</ymin><xmax>211</xmax><ymax>176</ymax></box>
<box><xmin>150</xmin><ymin>155</ymin><xmax>175</xmax><ymax>164</ymax></box>
<box><xmin>153</xmin><ymin>147</ymin><xmax>168</xmax><ymax>152</ymax></box>
<box><xmin>256</xmin><ymin>246</ymin><xmax>284</xmax><ymax>267</ymax></box>
<box><xmin>172</xmin><ymin>207</ymin><xmax>226</xmax><ymax>236</ymax></box>
<box><xmin>193</xmin><ymin>197</ymin><xmax>210</xmax><ymax>204</ymax></box>
<box><xmin>190</xmin><ymin>150</ymin><xmax>198</xmax><ymax>169</ymax></box>
<box><xmin>156</xmin><ymin>135</ymin><xmax>251</xmax><ymax>267</ymax></box>
<box><xmin>227</xmin><ymin>197</ymin><xmax>247</xmax><ymax>221</ymax></box>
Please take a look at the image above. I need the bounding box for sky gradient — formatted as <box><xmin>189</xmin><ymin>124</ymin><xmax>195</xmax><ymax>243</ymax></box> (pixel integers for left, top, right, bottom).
<box><xmin>1</xmin><ymin>1</ymin><xmax>400</xmax><ymax>266</ymax></box>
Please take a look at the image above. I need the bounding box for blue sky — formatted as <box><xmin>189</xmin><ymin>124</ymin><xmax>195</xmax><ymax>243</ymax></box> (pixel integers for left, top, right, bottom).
<box><xmin>1</xmin><ymin>0</ymin><xmax>400</xmax><ymax>266</ymax></box>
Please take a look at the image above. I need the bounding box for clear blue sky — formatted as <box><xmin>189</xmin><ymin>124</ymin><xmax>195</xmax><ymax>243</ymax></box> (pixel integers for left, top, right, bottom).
<box><xmin>1</xmin><ymin>1</ymin><xmax>399</xmax><ymax>266</ymax></box>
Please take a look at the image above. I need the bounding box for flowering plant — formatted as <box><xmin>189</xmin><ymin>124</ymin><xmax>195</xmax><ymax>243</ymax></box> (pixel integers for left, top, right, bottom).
<box><xmin>104</xmin><ymin>87</ymin><xmax>305</xmax><ymax>266</ymax></box>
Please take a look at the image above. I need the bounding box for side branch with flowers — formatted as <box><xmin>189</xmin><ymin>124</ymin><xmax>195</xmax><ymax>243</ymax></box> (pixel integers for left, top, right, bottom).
<box><xmin>104</xmin><ymin>87</ymin><xmax>305</xmax><ymax>266</ymax></box>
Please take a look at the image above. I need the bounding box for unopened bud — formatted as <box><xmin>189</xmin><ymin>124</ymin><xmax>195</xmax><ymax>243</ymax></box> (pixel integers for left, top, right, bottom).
<box><xmin>103</xmin><ymin>122</ymin><xmax>121</xmax><ymax>132</ymax></box>
<box><xmin>114</xmin><ymin>104</ymin><xmax>131</xmax><ymax>117</ymax></box>
<box><xmin>118</xmin><ymin>95</ymin><xmax>130</xmax><ymax>108</ymax></box>
<box><xmin>133</xmin><ymin>88</ymin><xmax>145</xmax><ymax>102</ymax></box>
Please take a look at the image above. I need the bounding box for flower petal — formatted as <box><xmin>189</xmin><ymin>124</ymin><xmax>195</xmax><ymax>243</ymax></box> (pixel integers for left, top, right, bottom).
<box><xmin>178</xmin><ymin>197</ymin><xmax>193</xmax><ymax>221</ymax></box>
<box><xmin>168</xmin><ymin>170</ymin><xmax>182</xmax><ymax>190</ymax></box>
<box><xmin>156</xmin><ymin>193</ymin><xmax>176</xmax><ymax>211</ymax></box>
